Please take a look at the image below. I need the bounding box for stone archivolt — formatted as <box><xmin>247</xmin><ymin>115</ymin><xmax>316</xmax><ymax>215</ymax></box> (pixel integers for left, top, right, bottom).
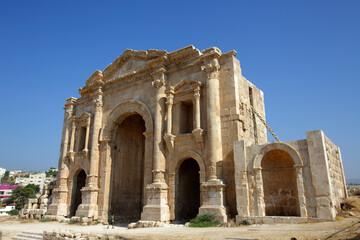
<box><xmin>48</xmin><ymin>45</ymin><xmax>348</xmax><ymax>224</ymax></box>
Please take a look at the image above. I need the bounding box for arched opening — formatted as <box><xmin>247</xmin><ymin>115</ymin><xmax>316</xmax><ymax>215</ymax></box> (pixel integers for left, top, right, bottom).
<box><xmin>70</xmin><ymin>169</ymin><xmax>86</xmax><ymax>217</ymax></box>
<box><xmin>261</xmin><ymin>149</ymin><xmax>300</xmax><ymax>216</ymax></box>
<box><xmin>175</xmin><ymin>158</ymin><xmax>200</xmax><ymax>221</ymax></box>
<box><xmin>109</xmin><ymin>114</ymin><xmax>145</xmax><ymax>222</ymax></box>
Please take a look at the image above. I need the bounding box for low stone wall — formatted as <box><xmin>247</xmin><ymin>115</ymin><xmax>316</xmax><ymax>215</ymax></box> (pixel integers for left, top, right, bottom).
<box><xmin>43</xmin><ymin>231</ymin><xmax>130</xmax><ymax>240</ymax></box>
<box><xmin>236</xmin><ymin>216</ymin><xmax>309</xmax><ymax>224</ymax></box>
<box><xmin>127</xmin><ymin>220</ymin><xmax>164</xmax><ymax>229</ymax></box>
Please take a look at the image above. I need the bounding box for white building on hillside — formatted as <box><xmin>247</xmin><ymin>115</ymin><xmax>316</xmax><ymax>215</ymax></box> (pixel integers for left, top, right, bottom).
<box><xmin>0</xmin><ymin>168</ymin><xmax>6</xmax><ymax>179</ymax></box>
<box><xmin>15</xmin><ymin>173</ymin><xmax>54</xmax><ymax>189</ymax></box>
<box><xmin>9</xmin><ymin>170</ymin><xmax>21</xmax><ymax>177</ymax></box>
<box><xmin>0</xmin><ymin>205</ymin><xmax>15</xmax><ymax>216</ymax></box>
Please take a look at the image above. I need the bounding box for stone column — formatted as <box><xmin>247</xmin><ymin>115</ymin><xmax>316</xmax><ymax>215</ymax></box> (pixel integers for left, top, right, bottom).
<box><xmin>194</xmin><ymin>85</ymin><xmax>201</xmax><ymax>130</ymax></box>
<box><xmin>164</xmin><ymin>87</ymin><xmax>175</xmax><ymax>153</ymax></box>
<box><xmin>84</xmin><ymin>116</ymin><xmax>91</xmax><ymax>151</ymax></box>
<box><xmin>191</xmin><ymin>83</ymin><xmax>204</xmax><ymax>146</ymax></box>
<box><xmin>152</xmin><ymin>67</ymin><xmax>166</xmax><ymax>182</ymax></box>
<box><xmin>198</xmin><ymin>55</ymin><xmax>227</xmax><ymax>223</ymax></box>
<box><xmin>48</xmin><ymin>97</ymin><xmax>77</xmax><ymax>216</ymax></box>
<box><xmin>76</xmin><ymin>88</ymin><xmax>103</xmax><ymax>219</ymax></box>
<box><xmin>166</xmin><ymin>88</ymin><xmax>174</xmax><ymax>135</ymax></box>
<box><xmin>69</xmin><ymin>120</ymin><xmax>76</xmax><ymax>152</ymax></box>
<box><xmin>202</xmin><ymin>58</ymin><xmax>223</xmax><ymax>181</ymax></box>
<box><xmin>295</xmin><ymin>166</ymin><xmax>308</xmax><ymax>217</ymax></box>
<box><xmin>141</xmin><ymin>67</ymin><xmax>170</xmax><ymax>222</ymax></box>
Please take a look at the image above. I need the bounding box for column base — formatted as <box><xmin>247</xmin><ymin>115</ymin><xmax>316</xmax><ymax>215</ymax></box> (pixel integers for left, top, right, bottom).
<box><xmin>199</xmin><ymin>180</ymin><xmax>227</xmax><ymax>223</ymax></box>
<box><xmin>141</xmin><ymin>182</ymin><xmax>170</xmax><ymax>222</ymax></box>
<box><xmin>75</xmin><ymin>187</ymin><xmax>99</xmax><ymax>219</ymax></box>
<box><xmin>47</xmin><ymin>187</ymin><xmax>68</xmax><ymax>216</ymax></box>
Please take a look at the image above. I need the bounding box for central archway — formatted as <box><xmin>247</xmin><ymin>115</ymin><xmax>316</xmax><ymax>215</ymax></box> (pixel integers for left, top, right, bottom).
<box><xmin>109</xmin><ymin>114</ymin><xmax>145</xmax><ymax>222</ymax></box>
<box><xmin>175</xmin><ymin>158</ymin><xmax>200</xmax><ymax>221</ymax></box>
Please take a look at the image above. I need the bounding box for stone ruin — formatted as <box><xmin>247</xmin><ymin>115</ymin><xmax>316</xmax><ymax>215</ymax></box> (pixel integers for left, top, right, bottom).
<box><xmin>45</xmin><ymin>46</ymin><xmax>347</xmax><ymax>224</ymax></box>
<box><xmin>20</xmin><ymin>181</ymin><xmax>55</xmax><ymax>219</ymax></box>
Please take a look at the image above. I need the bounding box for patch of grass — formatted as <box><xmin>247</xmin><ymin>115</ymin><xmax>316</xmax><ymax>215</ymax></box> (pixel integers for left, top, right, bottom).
<box><xmin>39</xmin><ymin>218</ymin><xmax>51</xmax><ymax>222</ymax></box>
<box><xmin>68</xmin><ymin>220</ymin><xmax>76</xmax><ymax>225</ymax></box>
<box><xmin>189</xmin><ymin>213</ymin><xmax>220</xmax><ymax>227</ymax></box>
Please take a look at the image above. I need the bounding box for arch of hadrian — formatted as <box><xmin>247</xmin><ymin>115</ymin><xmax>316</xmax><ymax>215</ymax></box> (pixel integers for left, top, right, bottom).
<box><xmin>48</xmin><ymin>46</ymin><xmax>347</xmax><ymax>224</ymax></box>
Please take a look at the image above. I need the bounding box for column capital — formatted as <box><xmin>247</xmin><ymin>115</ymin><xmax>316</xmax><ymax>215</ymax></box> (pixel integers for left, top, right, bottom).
<box><xmin>93</xmin><ymin>99</ymin><xmax>103</xmax><ymax>111</ymax></box>
<box><xmin>201</xmin><ymin>58</ymin><xmax>220</xmax><ymax>80</ymax></box>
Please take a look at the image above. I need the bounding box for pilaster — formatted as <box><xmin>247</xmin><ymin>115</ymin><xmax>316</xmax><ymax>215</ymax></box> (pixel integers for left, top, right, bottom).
<box><xmin>48</xmin><ymin>97</ymin><xmax>77</xmax><ymax>216</ymax></box>
<box><xmin>76</xmin><ymin>87</ymin><xmax>103</xmax><ymax>219</ymax></box>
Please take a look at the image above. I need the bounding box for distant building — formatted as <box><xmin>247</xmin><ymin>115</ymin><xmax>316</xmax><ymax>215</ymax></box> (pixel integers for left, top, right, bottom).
<box><xmin>0</xmin><ymin>205</ymin><xmax>15</xmax><ymax>216</ymax></box>
<box><xmin>15</xmin><ymin>173</ymin><xmax>54</xmax><ymax>189</ymax></box>
<box><xmin>0</xmin><ymin>168</ymin><xmax>6</xmax><ymax>179</ymax></box>
<box><xmin>9</xmin><ymin>170</ymin><xmax>21</xmax><ymax>177</ymax></box>
<box><xmin>0</xmin><ymin>184</ymin><xmax>19</xmax><ymax>200</ymax></box>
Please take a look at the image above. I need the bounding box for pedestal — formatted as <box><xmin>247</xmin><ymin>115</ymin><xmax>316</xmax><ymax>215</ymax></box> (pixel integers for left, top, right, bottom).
<box><xmin>47</xmin><ymin>187</ymin><xmax>68</xmax><ymax>216</ymax></box>
<box><xmin>75</xmin><ymin>187</ymin><xmax>99</xmax><ymax>219</ymax></box>
<box><xmin>141</xmin><ymin>182</ymin><xmax>170</xmax><ymax>222</ymax></box>
<box><xmin>199</xmin><ymin>180</ymin><xmax>227</xmax><ymax>223</ymax></box>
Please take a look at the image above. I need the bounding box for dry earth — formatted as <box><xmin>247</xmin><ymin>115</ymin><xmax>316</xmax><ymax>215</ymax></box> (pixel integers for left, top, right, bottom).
<box><xmin>1</xmin><ymin>197</ymin><xmax>359</xmax><ymax>240</ymax></box>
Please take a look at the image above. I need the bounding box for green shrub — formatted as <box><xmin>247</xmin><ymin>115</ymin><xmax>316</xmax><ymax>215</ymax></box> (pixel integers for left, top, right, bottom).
<box><xmin>39</xmin><ymin>218</ymin><xmax>51</xmax><ymax>222</ymax></box>
<box><xmin>189</xmin><ymin>212</ymin><xmax>219</xmax><ymax>227</ymax></box>
<box><xmin>8</xmin><ymin>209</ymin><xmax>19</xmax><ymax>216</ymax></box>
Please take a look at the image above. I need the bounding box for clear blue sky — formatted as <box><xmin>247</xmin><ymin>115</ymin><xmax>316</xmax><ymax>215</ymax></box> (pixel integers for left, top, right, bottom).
<box><xmin>0</xmin><ymin>1</ymin><xmax>359</xmax><ymax>179</ymax></box>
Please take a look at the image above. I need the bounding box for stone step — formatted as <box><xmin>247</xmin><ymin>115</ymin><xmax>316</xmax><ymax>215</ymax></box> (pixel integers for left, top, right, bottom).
<box><xmin>13</xmin><ymin>231</ymin><xmax>43</xmax><ymax>240</ymax></box>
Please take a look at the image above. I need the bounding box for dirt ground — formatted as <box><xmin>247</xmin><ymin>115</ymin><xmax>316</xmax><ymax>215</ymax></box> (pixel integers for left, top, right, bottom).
<box><xmin>1</xmin><ymin>197</ymin><xmax>359</xmax><ymax>240</ymax></box>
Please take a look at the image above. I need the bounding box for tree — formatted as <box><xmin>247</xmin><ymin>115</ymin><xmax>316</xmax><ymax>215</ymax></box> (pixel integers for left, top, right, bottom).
<box><xmin>1</xmin><ymin>171</ymin><xmax>9</xmax><ymax>182</ymax></box>
<box><xmin>25</xmin><ymin>184</ymin><xmax>40</xmax><ymax>193</ymax></box>
<box><xmin>45</xmin><ymin>167</ymin><xmax>58</xmax><ymax>178</ymax></box>
<box><xmin>9</xmin><ymin>186</ymin><xmax>36</xmax><ymax>209</ymax></box>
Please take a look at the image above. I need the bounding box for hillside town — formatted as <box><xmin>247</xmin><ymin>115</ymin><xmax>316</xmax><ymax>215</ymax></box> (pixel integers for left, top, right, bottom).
<box><xmin>0</xmin><ymin>167</ymin><xmax>57</xmax><ymax>216</ymax></box>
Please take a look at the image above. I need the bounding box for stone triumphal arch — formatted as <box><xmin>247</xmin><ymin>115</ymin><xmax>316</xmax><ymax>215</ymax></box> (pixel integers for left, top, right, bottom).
<box><xmin>48</xmin><ymin>46</ymin><xmax>347</xmax><ymax>224</ymax></box>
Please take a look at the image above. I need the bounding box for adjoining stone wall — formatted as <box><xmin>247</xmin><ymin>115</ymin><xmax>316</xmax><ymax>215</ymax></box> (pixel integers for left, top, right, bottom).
<box><xmin>324</xmin><ymin>135</ymin><xmax>347</xmax><ymax>207</ymax></box>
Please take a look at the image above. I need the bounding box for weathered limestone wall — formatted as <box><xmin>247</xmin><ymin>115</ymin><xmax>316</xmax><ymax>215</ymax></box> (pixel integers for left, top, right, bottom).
<box><xmin>324</xmin><ymin>135</ymin><xmax>347</xmax><ymax>207</ymax></box>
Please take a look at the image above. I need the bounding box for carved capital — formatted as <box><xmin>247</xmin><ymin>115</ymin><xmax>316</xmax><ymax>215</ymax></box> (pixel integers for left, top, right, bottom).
<box><xmin>166</xmin><ymin>94</ymin><xmax>174</xmax><ymax>105</ymax></box>
<box><xmin>202</xmin><ymin>59</ymin><xmax>220</xmax><ymax>80</ymax></box>
<box><xmin>152</xmin><ymin>77</ymin><xmax>166</xmax><ymax>89</ymax></box>
<box><xmin>65</xmin><ymin>109</ymin><xmax>74</xmax><ymax>120</ymax></box>
<box><xmin>194</xmin><ymin>86</ymin><xmax>201</xmax><ymax>99</ymax></box>
<box><xmin>93</xmin><ymin>99</ymin><xmax>103</xmax><ymax>111</ymax></box>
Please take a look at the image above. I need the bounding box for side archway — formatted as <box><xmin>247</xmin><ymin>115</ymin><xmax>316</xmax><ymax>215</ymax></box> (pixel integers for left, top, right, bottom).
<box><xmin>169</xmin><ymin>150</ymin><xmax>205</xmax><ymax>221</ymax></box>
<box><xmin>252</xmin><ymin>143</ymin><xmax>307</xmax><ymax>217</ymax></box>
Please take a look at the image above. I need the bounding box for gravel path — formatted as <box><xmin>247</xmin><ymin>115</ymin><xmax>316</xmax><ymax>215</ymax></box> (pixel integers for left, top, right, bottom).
<box><xmin>1</xmin><ymin>216</ymin><xmax>359</xmax><ymax>240</ymax></box>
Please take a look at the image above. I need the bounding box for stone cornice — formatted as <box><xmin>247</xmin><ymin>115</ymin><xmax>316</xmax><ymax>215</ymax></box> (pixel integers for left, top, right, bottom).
<box><xmin>76</xmin><ymin>46</ymin><xmax>237</xmax><ymax>99</ymax></box>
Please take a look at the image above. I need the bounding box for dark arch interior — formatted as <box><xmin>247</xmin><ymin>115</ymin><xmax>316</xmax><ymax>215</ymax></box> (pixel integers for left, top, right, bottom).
<box><xmin>176</xmin><ymin>158</ymin><xmax>200</xmax><ymax>221</ymax></box>
<box><xmin>110</xmin><ymin>114</ymin><xmax>145</xmax><ymax>222</ymax></box>
<box><xmin>261</xmin><ymin>149</ymin><xmax>300</xmax><ymax>216</ymax></box>
<box><xmin>70</xmin><ymin>169</ymin><xmax>86</xmax><ymax>217</ymax></box>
